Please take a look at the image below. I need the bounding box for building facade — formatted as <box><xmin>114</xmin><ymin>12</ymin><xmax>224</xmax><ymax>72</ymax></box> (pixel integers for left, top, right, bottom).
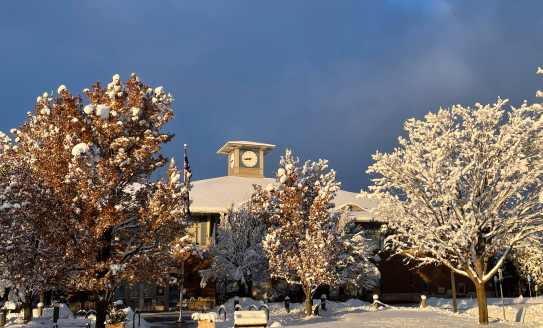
<box><xmin>86</xmin><ymin>140</ymin><xmax>495</xmax><ymax>311</ymax></box>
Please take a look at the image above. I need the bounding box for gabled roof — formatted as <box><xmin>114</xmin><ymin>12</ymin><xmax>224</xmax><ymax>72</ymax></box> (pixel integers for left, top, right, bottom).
<box><xmin>217</xmin><ymin>141</ymin><xmax>276</xmax><ymax>155</ymax></box>
<box><xmin>189</xmin><ymin>176</ymin><xmax>383</xmax><ymax>222</ymax></box>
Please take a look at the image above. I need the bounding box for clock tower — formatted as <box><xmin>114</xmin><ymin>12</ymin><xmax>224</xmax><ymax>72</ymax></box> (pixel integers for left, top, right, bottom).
<box><xmin>217</xmin><ymin>141</ymin><xmax>276</xmax><ymax>178</ymax></box>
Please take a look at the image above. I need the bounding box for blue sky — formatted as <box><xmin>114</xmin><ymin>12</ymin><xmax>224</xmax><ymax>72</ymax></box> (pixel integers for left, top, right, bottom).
<box><xmin>1</xmin><ymin>0</ymin><xmax>542</xmax><ymax>193</ymax></box>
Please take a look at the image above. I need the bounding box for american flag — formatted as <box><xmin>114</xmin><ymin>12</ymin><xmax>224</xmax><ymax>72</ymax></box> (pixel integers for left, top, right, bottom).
<box><xmin>184</xmin><ymin>151</ymin><xmax>192</xmax><ymax>183</ymax></box>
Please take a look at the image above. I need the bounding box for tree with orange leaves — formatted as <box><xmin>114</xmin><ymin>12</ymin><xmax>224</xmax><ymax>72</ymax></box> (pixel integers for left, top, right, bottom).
<box><xmin>0</xmin><ymin>74</ymin><xmax>191</xmax><ymax>327</ymax></box>
<box><xmin>251</xmin><ymin>150</ymin><xmax>379</xmax><ymax>316</ymax></box>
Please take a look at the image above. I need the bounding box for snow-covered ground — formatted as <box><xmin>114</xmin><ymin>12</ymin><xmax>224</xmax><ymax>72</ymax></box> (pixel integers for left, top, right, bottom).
<box><xmin>3</xmin><ymin>305</ymin><xmax>148</xmax><ymax>328</ymax></box>
<box><xmin>195</xmin><ymin>296</ymin><xmax>543</xmax><ymax>327</ymax></box>
<box><xmin>4</xmin><ymin>296</ymin><xmax>543</xmax><ymax>328</ymax></box>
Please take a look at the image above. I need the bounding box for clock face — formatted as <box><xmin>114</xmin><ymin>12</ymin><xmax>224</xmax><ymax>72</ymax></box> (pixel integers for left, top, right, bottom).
<box><xmin>241</xmin><ymin>150</ymin><xmax>258</xmax><ymax>168</ymax></box>
<box><xmin>230</xmin><ymin>152</ymin><xmax>235</xmax><ymax>169</ymax></box>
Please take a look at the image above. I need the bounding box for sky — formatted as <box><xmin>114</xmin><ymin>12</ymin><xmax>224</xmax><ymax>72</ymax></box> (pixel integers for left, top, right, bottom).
<box><xmin>1</xmin><ymin>0</ymin><xmax>542</xmax><ymax>193</ymax></box>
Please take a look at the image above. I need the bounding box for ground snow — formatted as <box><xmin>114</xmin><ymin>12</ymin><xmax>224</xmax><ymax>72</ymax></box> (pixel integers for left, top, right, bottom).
<box><xmin>197</xmin><ymin>297</ymin><xmax>543</xmax><ymax>328</ymax></box>
<box><xmin>4</xmin><ymin>305</ymin><xmax>147</xmax><ymax>328</ymax></box>
<box><xmin>426</xmin><ymin>296</ymin><xmax>543</xmax><ymax>324</ymax></box>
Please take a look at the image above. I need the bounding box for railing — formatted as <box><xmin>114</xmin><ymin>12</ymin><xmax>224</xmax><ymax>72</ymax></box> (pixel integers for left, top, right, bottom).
<box><xmin>133</xmin><ymin>309</ymin><xmax>140</xmax><ymax>328</ymax></box>
<box><xmin>258</xmin><ymin>304</ymin><xmax>269</xmax><ymax>321</ymax></box>
<box><xmin>218</xmin><ymin>305</ymin><xmax>227</xmax><ymax>321</ymax></box>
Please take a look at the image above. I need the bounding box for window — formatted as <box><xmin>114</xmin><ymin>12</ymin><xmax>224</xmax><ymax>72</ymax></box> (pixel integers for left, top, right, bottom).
<box><xmin>187</xmin><ymin>274</ymin><xmax>194</xmax><ymax>284</ymax></box>
<box><xmin>227</xmin><ymin>280</ymin><xmax>240</xmax><ymax>293</ymax></box>
<box><xmin>156</xmin><ymin>285</ymin><xmax>164</xmax><ymax>307</ymax></box>
<box><xmin>329</xmin><ymin>286</ymin><xmax>339</xmax><ymax>297</ymax></box>
<box><xmin>356</xmin><ymin>224</ymin><xmax>385</xmax><ymax>249</ymax></box>
<box><xmin>169</xmin><ymin>285</ymin><xmax>179</xmax><ymax>308</ymax></box>
<box><xmin>117</xmin><ymin>285</ymin><xmax>126</xmax><ymax>304</ymax></box>
<box><xmin>143</xmin><ymin>283</ymin><xmax>153</xmax><ymax>308</ymax></box>
<box><xmin>129</xmin><ymin>284</ymin><xmax>139</xmax><ymax>309</ymax></box>
<box><xmin>457</xmin><ymin>283</ymin><xmax>465</xmax><ymax>295</ymax></box>
<box><xmin>421</xmin><ymin>282</ymin><xmax>429</xmax><ymax>295</ymax></box>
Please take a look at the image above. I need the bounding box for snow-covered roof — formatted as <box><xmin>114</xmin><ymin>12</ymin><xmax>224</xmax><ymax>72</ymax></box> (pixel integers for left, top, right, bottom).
<box><xmin>190</xmin><ymin>176</ymin><xmax>383</xmax><ymax>222</ymax></box>
<box><xmin>216</xmin><ymin>141</ymin><xmax>276</xmax><ymax>155</ymax></box>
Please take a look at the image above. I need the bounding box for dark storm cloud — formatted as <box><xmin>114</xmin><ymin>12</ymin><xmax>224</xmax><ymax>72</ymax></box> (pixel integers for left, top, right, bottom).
<box><xmin>1</xmin><ymin>0</ymin><xmax>542</xmax><ymax>192</ymax></box>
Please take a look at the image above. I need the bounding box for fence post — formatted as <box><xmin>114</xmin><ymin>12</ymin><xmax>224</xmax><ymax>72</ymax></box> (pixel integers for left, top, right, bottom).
<box><xmin>321</xmin><ymin>294</ymin><xmax>326</xmax><ymax>311</ymax></box>
<box><xmin>0</xmin><ymin>307</ymin><xmax>6</xmax><ymax>327</ymax></box>
<box><xmin>53</xmin><ymin>302</ymin><xmax>60</xmax><ymax>323</ymax></box>
<box><xmin>421</xmin><ymin>295</ymin><xmax>427</xmax><ymax>308</ymax></box>
<box><xmin>233</xmin><ymin>296</ymin><xmax>240</xmax><ymax>309</ymax></box>
<box><xmin>284</xmin><ymin>296</ymin><xmax>290</xmax><ymax>313</ymax></box>
<box><xmin>37</xmin><ymin>302</ymin><xmax>44</xmax><ymax>317</ymax></box>
<box><xmin>373</xmin><ymin>294</ymin><xmax>379</xmax><ymax>309</ymax></box>
<box><xmin>263</xmin><ymin>294</ymin><xmax>268</xmax><ymax>305</ymax></box>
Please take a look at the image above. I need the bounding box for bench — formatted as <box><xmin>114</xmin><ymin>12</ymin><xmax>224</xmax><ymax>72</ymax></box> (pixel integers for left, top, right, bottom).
<box><xmin>233</xmin><ymin>310</ymin><xmax>267</xmax><ymax>328</ymax></box>
<box><xmin>54</xmin><ymin>318</ymin><xmax>91</xmax><ymax>328</ymax></box>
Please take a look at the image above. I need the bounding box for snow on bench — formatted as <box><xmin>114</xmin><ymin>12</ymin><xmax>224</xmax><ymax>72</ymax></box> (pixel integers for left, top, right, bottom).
<box><xmin>191</xmin><ymin>312</ymin><xmax>219</xmax><ymax>322</ymax></box>
<box><xmin>233</xmin><ymin>310</ymin><xmax>267</xmax><ymax>327</ymax></box>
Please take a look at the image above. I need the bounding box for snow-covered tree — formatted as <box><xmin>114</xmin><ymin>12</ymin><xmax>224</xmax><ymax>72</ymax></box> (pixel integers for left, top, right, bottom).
<box><xmin>360</xmin><ymin>69</ymin><xmax>543</xmax><ymax>325</ymax></box>
<box><xmin>0</xmin><ymin>75</ymin><xmax>191</xmax><ymax>328</ymax></box>
<box><xmin>0</xmin><ymin>135</ymin><xmax>70</xmax><ymax>320</ymax></box>
<box><xmin>199</xmin><ymin>202</ymin><xmax>268</xmax><ymax>296</ymax></box>
<box><xmin>252</xmin><ymin>150</ymin><xmax>379</xmax><ymax>316</ymax></box>
<box><xmin>511</xmin><ymin>234</ymin><xmax>543</xmax><ymax>290</ymax></box>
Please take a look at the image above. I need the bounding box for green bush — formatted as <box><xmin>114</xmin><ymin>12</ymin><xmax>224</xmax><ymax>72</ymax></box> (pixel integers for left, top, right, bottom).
<box><xmin>106</xmin><ymin>310</ymin><xmax>127</xmax><ymax>324</ymax></box>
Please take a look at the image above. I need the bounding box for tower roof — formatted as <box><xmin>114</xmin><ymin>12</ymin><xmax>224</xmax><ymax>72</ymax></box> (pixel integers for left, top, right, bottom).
<box><xmin>217</xmin><ymin>141</ymin><xmax>276</xmax><ymax>155</ymax></box>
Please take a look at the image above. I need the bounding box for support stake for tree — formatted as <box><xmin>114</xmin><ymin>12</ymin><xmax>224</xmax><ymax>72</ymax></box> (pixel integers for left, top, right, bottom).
<box><xmin>53</xmin><ymin>302</ymin><xmax>60</xmax><ymax>324</ymax></box>
<box><xmin>0</xmin><ymin>308</ymin><xmax>6</xmax><ymax>326</ymax></box>
<box><xmin>451</xmin><ymin>269</ymin><xmax>457</xmax><ymax>313</ymax></box>
<box><xmin>373</xmin><ymin>294</ymin><xmax>379</xmax><ymax>309</ymax></box>
<box><xmin>421</xmin><ymin>295</ymin><xmax>426</xmax><ymax>308</ymax></box>
<box><xmin>37</xmin><ymin>302</ymin><xmax>44</xmax><ymax>317</ymax></box>
<box><xmin>321</xmin><ymin>294</ymin><xmax>326</xmax><ymax>311</ymax></box>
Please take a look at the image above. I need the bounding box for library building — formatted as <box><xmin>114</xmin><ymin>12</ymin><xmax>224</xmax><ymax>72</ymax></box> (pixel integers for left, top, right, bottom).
<box><xmin>70</xmin><ymin>141</ymin><xmax>495</xmax><ymax>312</ymax></box>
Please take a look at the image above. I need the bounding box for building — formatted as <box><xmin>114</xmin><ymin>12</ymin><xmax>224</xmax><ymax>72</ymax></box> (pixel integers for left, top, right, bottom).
<box><xmin>103</xmin><ymin>140</ymin><xmax>494</xmax><ymax>311</ymax></box>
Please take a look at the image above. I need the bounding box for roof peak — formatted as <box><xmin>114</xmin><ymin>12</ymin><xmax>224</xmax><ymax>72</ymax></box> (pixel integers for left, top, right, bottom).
<box><xmin>217</xmin><ymin>141</ymin><xmax>276</xmax><ymax>155</ymax></box>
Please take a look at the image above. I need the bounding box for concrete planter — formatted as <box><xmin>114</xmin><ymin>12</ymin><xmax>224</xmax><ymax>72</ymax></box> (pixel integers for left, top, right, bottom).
<box><xmin>106</xmin><ymin>322</ymin><xmax>126</xmax><ymax>328</ymax></box>
<box><xmin>198</xmin><ymin>319</ymin><xmax>215</xmax><ymax>328</ymax></box>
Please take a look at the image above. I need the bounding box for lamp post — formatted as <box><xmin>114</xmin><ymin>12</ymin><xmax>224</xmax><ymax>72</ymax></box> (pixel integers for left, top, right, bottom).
<box><xmin>527</xmin><ymin>275</ymin><xmax>532</xmax><ymax>298</ymax></box>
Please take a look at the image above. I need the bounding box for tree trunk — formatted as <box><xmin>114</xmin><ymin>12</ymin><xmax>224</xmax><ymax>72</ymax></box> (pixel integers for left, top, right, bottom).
<box><xmin>304</xmin><ymin>287</ymin><xmax>313</xmax><ymax>316</ymax></box>
<box><xmin>95</xmin><ymin>290</ymin><xmax>112</xmax><ymax>328</ymax></box>
<box><xmin>475</xmin><ymin>282</ymin><xmax>489</xmax><ymax>325</ymax></box>
<box><xmin>23</xmin><ymin>301</ymin><xmax>32</xmax><ymax>322</ymax></box>
<box><xmin>238</xmin><ymin>280</ymin><xmax>245</xmax><ymax>297</ymax></box>
<box><xmin>247</xmin><ymin>282</ymin><xmax>253</xmax><ymax>298</ymax></box>
<box><xmin>23</xmin><ymin>291</ymin><xmax>33</xmax><ymax>322</ymax></box>
<box><xmin>451</xmin><ymin>270</ymin><xmax>457</xmax><ymax>313</ymax></box>
<box><xmin>516</xmin><ymin>255</ymin><xmax>522</xmax><ymax>297</ymax></box>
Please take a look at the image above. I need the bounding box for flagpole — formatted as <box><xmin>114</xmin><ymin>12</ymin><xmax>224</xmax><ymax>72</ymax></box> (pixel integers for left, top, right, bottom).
<box><xmin>176</xmin><ymin>144</ymin><xmax>187</xmax><ymax>324</ymax></box>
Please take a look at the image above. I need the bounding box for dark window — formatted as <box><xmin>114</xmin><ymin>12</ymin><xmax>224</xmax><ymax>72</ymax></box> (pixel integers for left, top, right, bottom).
<box><xmin>421</xmin><ymin>282</ymin><xmax>429</xmax><ymax>294</ymax></box>
<box><xmin>187</xmin><ymin>274</ymin><xmax>194</xmax><ymax>284</ymax></box>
